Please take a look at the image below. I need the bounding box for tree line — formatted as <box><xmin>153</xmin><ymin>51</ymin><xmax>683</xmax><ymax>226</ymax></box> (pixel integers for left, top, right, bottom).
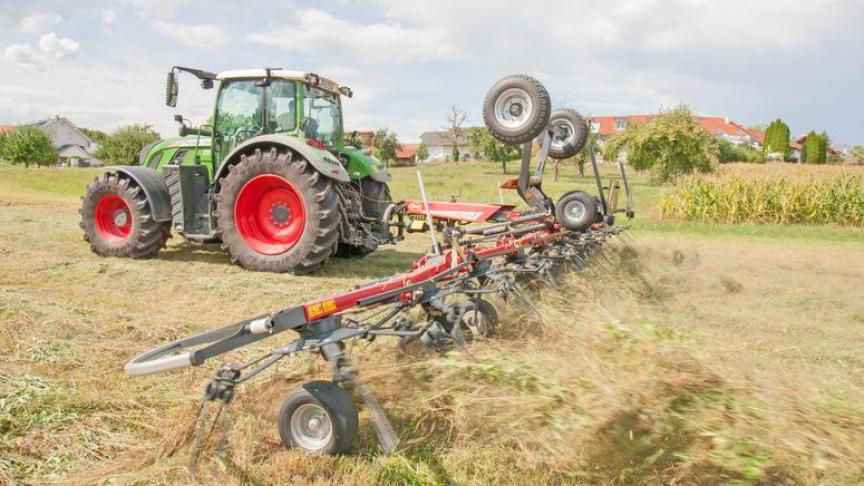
<box><xmin>0</xmin><ymin>124</ymin><xmax>160</xmax><ymax>168</ymax></box>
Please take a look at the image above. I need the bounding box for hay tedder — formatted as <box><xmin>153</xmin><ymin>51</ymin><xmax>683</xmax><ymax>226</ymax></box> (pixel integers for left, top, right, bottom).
<box><xmin>124</xmin><ymin>74</ymin><xmax>633</xmax><ymax>460</ymax></box>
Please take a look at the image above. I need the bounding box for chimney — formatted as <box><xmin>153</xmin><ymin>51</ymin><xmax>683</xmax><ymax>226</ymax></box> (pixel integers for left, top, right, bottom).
<box><xmin>724</xmin><ymin>117</ymin><xmax>730</xmax><ymax>124</ymax></box>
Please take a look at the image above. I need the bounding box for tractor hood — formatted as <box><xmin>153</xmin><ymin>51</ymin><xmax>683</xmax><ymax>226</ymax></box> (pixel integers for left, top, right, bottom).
<box><xmin>334</xmin><ymin>145</ymin><xmax>392</xmax><ymax>183</ymax></box>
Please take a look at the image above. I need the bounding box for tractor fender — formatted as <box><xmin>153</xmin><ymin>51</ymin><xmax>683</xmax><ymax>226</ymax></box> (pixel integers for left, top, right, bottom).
<box><xmin>215</xmin><ymin>135</ymin><xmax>350</xmax><ymax>184</ymax></box>
<box><xmin>103</xmin><ymin>166</ymin><xmax>172</xmax><ymax>222</ymax></box>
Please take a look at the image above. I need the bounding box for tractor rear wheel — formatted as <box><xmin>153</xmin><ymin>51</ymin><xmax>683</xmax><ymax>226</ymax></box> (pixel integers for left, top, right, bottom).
<box><xmin>215</xmin><ymin>147</ymin><xmax>340</xmax><ymax>273</ymax></box>
<box><xmin>79</xmin><ymin>172</ymin><xmax>170</xmax><ymax>258</ymax></box>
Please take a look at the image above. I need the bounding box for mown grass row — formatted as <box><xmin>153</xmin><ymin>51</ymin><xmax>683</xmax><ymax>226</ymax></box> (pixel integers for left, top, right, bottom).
<box><xmin>660</xmin><ymin>172</ymin><xmax>864</xmax><ymax>225</ymax></box>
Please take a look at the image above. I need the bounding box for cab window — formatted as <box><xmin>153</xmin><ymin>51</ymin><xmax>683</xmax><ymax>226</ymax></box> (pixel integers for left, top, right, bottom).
<box><xmin>267</xmin><ymin>80</ymin><xmax>297</xmax><ymax>133</ymax></box>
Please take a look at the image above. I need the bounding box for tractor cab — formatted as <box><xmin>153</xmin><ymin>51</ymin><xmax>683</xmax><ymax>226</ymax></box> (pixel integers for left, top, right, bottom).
<box><xmin>157</xmin><ymin>67</ymin><xmax>358</xmax><ymax>182</ymax></box>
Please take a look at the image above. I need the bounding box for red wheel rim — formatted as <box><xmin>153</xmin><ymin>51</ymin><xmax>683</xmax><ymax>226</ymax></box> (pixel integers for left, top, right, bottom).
<box><xmin>234</xmin><ymin>174</ymin><xmax>306</xmax><ymax>255</ymax></box>
<box><xmin>94</xmin><ymin>193</ymin><xmax>132</xmax><ymax>243</ymax></box>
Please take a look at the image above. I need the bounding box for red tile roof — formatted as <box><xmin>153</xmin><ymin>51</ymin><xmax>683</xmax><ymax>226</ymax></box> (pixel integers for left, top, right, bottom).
<box><xmin>0</xmin><ymin>124</ymin><xmax>16</xmax><ymax>133</ymax></box>
<box><xmin>590</xmin><ymin>115</ymin><xmax>758</xmax><ymax>141</ymax></box>
<box><xmin>396</xmin><ymin>143</ymin><xmax>418</xmax><ymax>160</ymax></box>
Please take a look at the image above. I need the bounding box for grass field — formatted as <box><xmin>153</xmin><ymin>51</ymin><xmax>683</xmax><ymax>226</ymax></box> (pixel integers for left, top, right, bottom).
<box><xmin>1</xmin><ymin>162</ymin><xmax>863</xmax><ymax>485</ymax></box>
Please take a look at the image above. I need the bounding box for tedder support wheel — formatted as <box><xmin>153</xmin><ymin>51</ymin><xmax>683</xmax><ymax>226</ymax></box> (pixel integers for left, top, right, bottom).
<box><xmin>278</xmin><ymin>380</ymin><xmax>358</xmax><ymax>455</ymax></box>
<box><xmin>215</xmin><ymin>147</ymin><xmax>340</xmax><ymax>273</ymax></box>
<box><xmin>79</xmin><ymin>172</ymin><xmax>170</xmax><ymax>258</ymax></box>
<box><xmin>445</xmin><ymin>299</ymin><xmax>499</xmax><ymax>341</ymax></box>
<box><xmin>555</xmin><ymin>191</ymin><xmax>600</xmax><ymax>232</ymax></box>
<box><xmin>483</xmin><ymin>74</ymin><xmax>552</xmax><ymax>145</ymax></box>
<box><xmin>548</xmin><ymin>108</ymin><xmax>589</xmax><ymax>160</ymax></box>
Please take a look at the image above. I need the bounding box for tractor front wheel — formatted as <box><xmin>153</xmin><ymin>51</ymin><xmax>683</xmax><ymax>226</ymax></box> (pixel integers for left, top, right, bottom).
<box><xmin>79</xmin><ymin>173</ymin><xmax>170</xmax><ymax>258</ymax></box>
<box><xmin>215</xmin><ymin>147</ymin><xmax>340</xmax><ymax>273</ymax></box>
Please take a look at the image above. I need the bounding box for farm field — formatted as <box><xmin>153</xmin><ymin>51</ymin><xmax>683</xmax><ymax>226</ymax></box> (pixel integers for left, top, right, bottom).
<box><xmin>1</xmin><ymin>162</ymin><xmax>863</xmax><ymax>484</ymax></box>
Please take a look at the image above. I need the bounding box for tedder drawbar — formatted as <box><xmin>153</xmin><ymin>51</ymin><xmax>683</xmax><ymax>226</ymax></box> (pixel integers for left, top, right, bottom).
<box><xmin>124</xmin><ymin>74</ymin><xmax>634</xmax><ymax>461</ymax></box>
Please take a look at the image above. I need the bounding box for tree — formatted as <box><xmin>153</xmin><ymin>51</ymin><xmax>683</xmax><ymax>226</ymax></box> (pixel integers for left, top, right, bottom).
<box><xmin>803</xmin><ymin>131</ymin><xmax>828</xmax><ymax>164</ymax></box>
<box><xmin>0</xmin><ymin>126</ymin><xmax>58</xmax><ymax>168</ymax></box>
<box><xmin>95</xmin><ymin>124</ymin><xmax>160</xmax><ymax>165</ymax></box>
<box><xmin>442</xmin><ymin>105</ymin><xmax>467</xmax><ymax>162</ymax></box>
<box><xmin>718</xmin><ymin>139</ymin><xmax>764</xmax><ymax>163</ymax></box>
<box><xmin>467</xmin><ymin>126</ymin><xmax>520</xmax><ymax>174</ymax></box>
<box><xmin>371</xmin><ymin>128</ymin><xmax>399</xmax><ymax>166</ymax></box>
<box><xmin>763</xmin><ymin>118</ymin><xmax>790</xmax><ymax>160</ymax></box>
<box><xmin>572</xmin><ymin>120</ymin><xmax>600</xmax><ymax>179</ymax></box>
<box><xmin>851</xmin><ymin>146</ymin><xmax>864</xmax><ymax>165</ymax></box>
<box><xmin>79</xmin><ymin>127</ymin><xmax>109</xmax><ymax>145</ymax></box>
<box><xmin>604</xmin><ymin>105</ymin><xmax>718</xmax><ymax>183</ymax></box>
<box><xmin>416</xmin><ymin>142</ymin><xmax>429</xmax><ymax>163</ymax></box>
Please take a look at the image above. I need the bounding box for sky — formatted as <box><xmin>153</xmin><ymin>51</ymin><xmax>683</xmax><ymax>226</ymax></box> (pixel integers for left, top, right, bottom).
<box><xmin>0</xmin><ymin>0</ymin><xmax>862</xmax><ymax>145</ymax></box>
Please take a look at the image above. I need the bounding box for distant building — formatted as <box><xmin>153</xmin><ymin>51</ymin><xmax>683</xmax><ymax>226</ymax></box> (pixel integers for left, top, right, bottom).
<box><xmin>395</xmin><ymin>143</ymin><xmax>418</xmax><ymax>165</ymax></box>
<box><xmin>29</xmin><ymin>116</ymin><xmax>101</xmax><ymax>167</ymax></box>
<box><xmin>590</xmin><ymin>115</ymin><xmax>764</xmax><ymax>150</ymax></box>
<box><xmin>418</xmin><ymin>130</ymin><xmax>476</xmax><ymax>161</ymax></box>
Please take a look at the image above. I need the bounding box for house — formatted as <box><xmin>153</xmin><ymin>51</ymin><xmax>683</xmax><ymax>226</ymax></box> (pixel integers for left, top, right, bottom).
<box><xmin>590</xmin><ymin>115</ymin><xmax>764</xmax><ymax>150</ymax></box>
<box><xmin>419</xmin><ymin>131</ymin><xmax>476</xmax><ymax>161</ymax></box>
<box><xmin>28</xmin><ymin>116</ymin><xmax>101</xmax><ymax>167</ymax></box>
<box><xmin>0</xmin><ymin>125</ymin><xmax>15</xmax><ymax>134</ymax></box>
<box><xmin>395</xmin><ymin>143</ymin><xmax>419</xmax><ymax>165</ymax></box>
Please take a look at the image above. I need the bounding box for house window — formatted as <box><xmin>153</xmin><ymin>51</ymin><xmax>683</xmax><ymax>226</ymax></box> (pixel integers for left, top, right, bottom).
<box><xmin>615</xmin><ymin>118</ymin><xmax>628</xmax><ymax>131</ymax></box>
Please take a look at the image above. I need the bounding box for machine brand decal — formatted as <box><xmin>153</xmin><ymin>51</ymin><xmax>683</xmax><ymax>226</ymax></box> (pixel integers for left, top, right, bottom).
<box><xmin>307</xmin><ymin>299</ymin><xmax>337</xmax><ymax>319</ymax></box>
<box><xmin>407</xmin><ymin>202</ymin><xmax>423</xmax><ymax>212</ymax></box>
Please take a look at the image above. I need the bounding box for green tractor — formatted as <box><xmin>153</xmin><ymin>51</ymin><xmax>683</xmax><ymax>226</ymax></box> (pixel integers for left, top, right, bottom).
<box><xmin>79</xmin><ymin>67</ymin><xmax>394</xmax><ymax>273</ymax></box>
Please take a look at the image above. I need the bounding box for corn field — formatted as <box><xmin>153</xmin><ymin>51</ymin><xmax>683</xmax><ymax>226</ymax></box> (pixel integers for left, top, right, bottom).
<box><xmin>659</xmin><ymin>164</ymin><xmax>864</xmax><ymax>225</ymax></box>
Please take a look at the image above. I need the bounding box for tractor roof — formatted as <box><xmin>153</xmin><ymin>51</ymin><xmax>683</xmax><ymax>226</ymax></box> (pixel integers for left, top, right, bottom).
<box><xmin>217</xmin><ymin>69</ymin><xmax>344</xmax><ymax>95</ymax></box>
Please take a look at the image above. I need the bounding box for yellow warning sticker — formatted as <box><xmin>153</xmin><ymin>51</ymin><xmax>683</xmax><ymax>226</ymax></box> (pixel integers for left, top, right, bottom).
<box><xmin>307</xmin><ymin>299</ymin><xmax>337</xmax><ymax>319</ymax></box>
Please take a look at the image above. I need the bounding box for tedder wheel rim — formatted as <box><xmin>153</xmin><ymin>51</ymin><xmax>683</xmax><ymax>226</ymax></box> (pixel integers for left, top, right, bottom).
<box><xmin>493</xmin><ymin>87</ymin><xmax>534</xmax><ymax>129</ymax></box>
<box><xmin>551</xmin><ymin>117</ymin><xmax>576</xmax><ymax>151</ymax></box>
<box><xmin>290</xmin><ymin>403</ymin><xmax>333</xmax><ymax>451</ymax></box>
<box><xmin>565</xmin><ymin>200</ymin><xmax>586</xmax><ymax>221</ymax></box>
<box><xmin>461</xmin><ymin>308</ymin><xmax>490</xmax><ymax>340</ymax></box>
<box><xmin>94</xmin><ymin>193</ymin><xmax>132</xmax><ymax>243</ymax></box>
<box><xmin>234</xmin><ymin>174</ymin><xmax>306</xmax><ymax>256</ymax></box>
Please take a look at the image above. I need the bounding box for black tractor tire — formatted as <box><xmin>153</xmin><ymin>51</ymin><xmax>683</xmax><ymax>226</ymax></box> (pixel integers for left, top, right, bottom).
<box><xmin>555</xmin><ymin>191</ymin><xmax>600</xmax><ymax>232</ymax></box>
<box><xmin>548</xmin><ymin>108</ymin><xmax>589</xmax><ymax>159</ymax></box>
<box><xmin>335</xmin><ymin>179</ymin><xmax>392</xmax><ymax>258</ymax></box>
<box><xmin>278</xmin><ymin>380</ymin><xmax>358</xmax><ymax>455</ymax></box>
<box><xmin>215</xmin><ymin>147</ymin><xmax>340</xmax><ymax>274</ymax></box>
<box><xmin>79</xmin><ymin>172</ymin><xmax>170</xmax><ymax>258</ymax></box>
<box><xmin>483</xmin><ymin>74</ymin><xmax>552</xmax><ymax>145</ymax></box>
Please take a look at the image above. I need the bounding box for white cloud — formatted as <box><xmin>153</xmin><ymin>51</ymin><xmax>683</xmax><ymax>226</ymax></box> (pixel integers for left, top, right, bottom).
<box><xmin>247</xmin><ymin>8</ymin><xmax>453</xmax><ymax>64</ymax></box>
<box><xmin>101</xmin><ymin>9</ymin><xmax>117</xmax><ymax>30</ymax></box>
<box><xmin>3</xmin><ymin>32</ymin><xmax>79</xmax><ymax>70</ymax></box>
<box><xmin>17</xmin><ymin>13</ymin><xmax>62</xmax><ymax>34</ymax></box>
<box><xmin>152</xmin><ymin>19</ymin><xmax>228</xmax><ymax>47</ymax></box>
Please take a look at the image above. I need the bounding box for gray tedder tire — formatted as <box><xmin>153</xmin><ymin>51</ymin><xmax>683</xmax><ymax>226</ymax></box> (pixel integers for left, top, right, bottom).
<box><xmin>215</xmin><ymin>147</ymin><xmax>340</xmax><ymax>274</ymax></box>
<box><xmin>79</xmin><ymin>172</ymin><xmax>171</xmax><ymax>258</ymax></box>
<box><xmin>555</xmin><ymin>191</ymin><xmax>599</xmax><ymax>232</ymax></box>
<box><xmin>335</xmin><ymin>179</ymin><xmax>392</xmax><ymax>258</ymax></box>
<box><xmin>278</xmin><ymin>380</ymin><xmax>358</xmax><ymax>455</ymax></box>
<box><xmin>548</xmin><ymin>108</ymin><xmax>589</xmax><ymax>160</ymax></box>
<box><xmin>445</xmin><ymin>299</ymin><xmax>499</xmax><ymax>341</ymax></box>
<box><xmin>483</xmin><ymin>74</ymin><xmax>552</xmax><ymax>145</ymax></box>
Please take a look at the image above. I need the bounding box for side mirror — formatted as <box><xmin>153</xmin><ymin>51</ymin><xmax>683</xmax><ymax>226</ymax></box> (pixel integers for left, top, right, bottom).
<box><xmin>166</xmin><ymin>70</ymin><xmax>178</xmax><ymax>107</ymax></box>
